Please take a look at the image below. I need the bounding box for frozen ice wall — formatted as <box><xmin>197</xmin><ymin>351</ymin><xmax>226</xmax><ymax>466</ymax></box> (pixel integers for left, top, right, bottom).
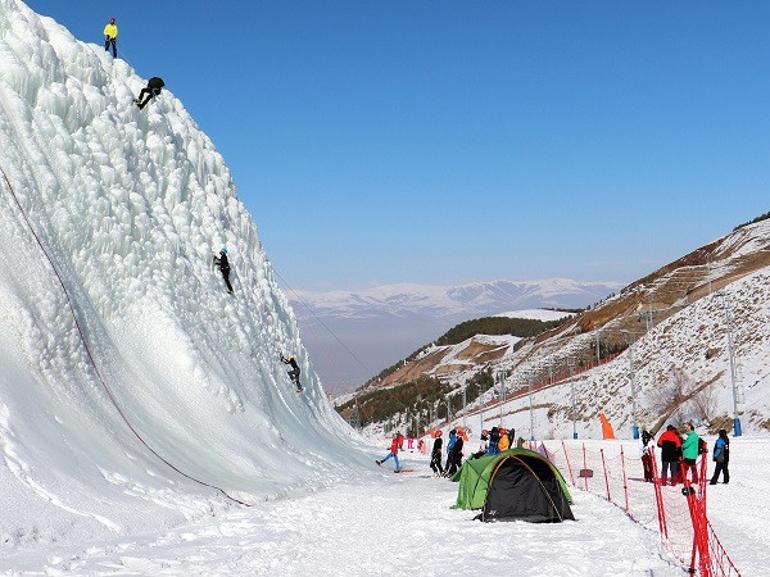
<box><xmin>0</xmin><ymin>0</ymin><xmax>363</xmax><ymax>548</ymax></box>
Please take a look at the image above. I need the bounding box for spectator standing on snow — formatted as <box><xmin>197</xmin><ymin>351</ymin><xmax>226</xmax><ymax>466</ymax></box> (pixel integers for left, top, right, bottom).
<box><xmin>657</xmin><ymin>425</ymin><xmax>682</xmax><ymax>485</ymax></box>
<box><xmin>407</xmin><ymin>435</ymin><xmax>414</xmax><ymax>450</ymax></box>
<box><xmin>444</xmin><ymin>430</ymin><xmax>457</xmax><ymax>472</ymax></box>
<box><xmin>430</xmin><ymin>431</ymin><xmax>444</xmax><ymax>476</ymax></box>
<box><xmin>680</xmin><ymin>422</ymin><xmax>700</xmax><ymax>484</ymax></box>
<box><xmin>640</xmin><ymin>429</ymin><xmax>654</xmax><ymax>483</ymax></box>
<box><xmin>709</xmin><ymin>429</ymin><xmax>730</xmax><ymax>485</ymax></box>
<box><xmin>103</xmin><ymin>17</ymin><xmax>118</xmax><ymax>58</ymax></box>
<box><xmin>376</xmin><ymin>433</ymin><xmax>402</xmax><ymax>473</ymax></box>
<box><xmin>498</xmin><ymin>428</ymin><xmax>510</xmax><ymax>452</ymax></box>
<box><xmin>487</xmin><ymin>427</ymin><xmax>500</xmax><ymax>456</ymax></box>
<box><xmin>507</xmin><ymin>428</ymin><xmax>515</xmax><ymax>448</ymax></box>
<box><xmin>447</xmin><ymin>433</ymin><xmax>464</xmax><ymax>477</ymax></box>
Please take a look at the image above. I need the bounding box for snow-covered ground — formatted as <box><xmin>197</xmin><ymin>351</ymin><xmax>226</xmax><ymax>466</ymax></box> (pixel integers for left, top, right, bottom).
<box><xmin>2</xmin><ymin>448</ymin><xmax>683</xmax><ymax>577</ymax></box>
<box><xmin>2</xmin><ymin>436</ymin><xmax>766</xmax><ymax>576</ymax></box>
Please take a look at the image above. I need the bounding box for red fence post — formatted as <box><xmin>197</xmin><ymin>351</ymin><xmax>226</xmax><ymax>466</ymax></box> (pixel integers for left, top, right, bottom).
<box><xmin>620</xmin><ymin>446</ymin><xmax>629</xmax><ymax>513</ymax></box>
<box><xmin>562</xmin><ymin>440</ymin><xmax>576</xmax><ymax>486</ymax></box>
<box><xmin>582</xmin><ymin>443</ymin><xmax>589</xmax><ymax>491</ymax></box>
<box><xmin>650</xmin><ymin>447</ymin><xmax>668</xmax><ymax>539</ymax></box>
<box><xmin>600</xmin><ymin>448</ymin><xmax>612</xmax><ymax>502</ymax></box>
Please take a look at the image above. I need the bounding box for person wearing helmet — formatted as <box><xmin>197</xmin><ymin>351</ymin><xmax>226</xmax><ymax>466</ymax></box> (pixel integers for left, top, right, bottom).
<box><xmin>212</xmin><ymin>247</ymin><xmax>234</xmax><ymax>293</ymax></box>
<box><xmin>103</xmin><ymin>17</ymin><xmax>118</xmax><ymax>58</ymax></box>
<box><xmin>429</xmin><ymin>430</ymin><xmax>444</xmax><ymax>476</ymax></box>
<box><xmin>134</xmin><ymin>77</ymin><xmax>166</xmax><ymax>110</ymax></box>
<box><xmin>280</xmin><ymin>353</ymin><xmax>302</xmax><ymax>392</ymax></box>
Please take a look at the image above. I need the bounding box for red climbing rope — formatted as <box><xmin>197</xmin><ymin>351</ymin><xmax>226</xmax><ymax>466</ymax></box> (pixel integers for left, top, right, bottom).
<box><xmin>0</xmin><ymin>164</ymin><xmax>249</xmax><ymax>507</ymax></box>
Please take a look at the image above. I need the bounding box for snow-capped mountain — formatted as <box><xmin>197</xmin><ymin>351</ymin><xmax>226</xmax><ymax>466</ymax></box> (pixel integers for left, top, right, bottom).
<box><xmin>291</xmin><ymin>279</ymin><xmax>620</xmax><ymax>393</ymax></box>
<box><xmin>293</xmin><ymin>279</ymin><xmax>619</xmax><ymax>321</ymax></box>
<box><xmin>0</xmin><ymin>0</ymin><xmax>364</xmax><ymax>552</ymax></box>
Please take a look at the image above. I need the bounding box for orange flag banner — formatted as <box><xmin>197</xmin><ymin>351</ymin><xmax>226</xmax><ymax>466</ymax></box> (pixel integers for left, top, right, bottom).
<box><xmin>600</xmin><ymin>413</ymin><xmax>616</xmax><ymax>440</ymax></box>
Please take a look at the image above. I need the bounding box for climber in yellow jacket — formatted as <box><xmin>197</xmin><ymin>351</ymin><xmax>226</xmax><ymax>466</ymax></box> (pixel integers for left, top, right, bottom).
<box><xmin>103</xmin><ymin>17</ymin><xmax>118</xmax><ymax>58</ymax></box>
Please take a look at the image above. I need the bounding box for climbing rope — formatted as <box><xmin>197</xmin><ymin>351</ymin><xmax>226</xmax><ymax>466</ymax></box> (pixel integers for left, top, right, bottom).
<box><xmin>272</xmin><ymin>267</ymin><xmax>372</xmax><ymax>376</ymax></box>
<box><xmin>0</xmin><ymin>164</ymin><xmax>250</xmax><ymax>507</ymax></box>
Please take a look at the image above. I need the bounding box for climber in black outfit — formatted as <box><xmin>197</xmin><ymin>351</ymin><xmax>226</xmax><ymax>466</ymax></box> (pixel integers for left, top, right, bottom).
<box><xmin>213</xmin><ymin>247</ymin><xmax>234</xmax><ymax>293</ymax></box>
<box><xmin>134</xmin><ymin>77</ymin><xmax>165</xmax><ymax>110</ymax></box>
<box><xmin>280</xmin><ymin>354</ymin><xmax>303</xmax><ymax>392</ymax></box>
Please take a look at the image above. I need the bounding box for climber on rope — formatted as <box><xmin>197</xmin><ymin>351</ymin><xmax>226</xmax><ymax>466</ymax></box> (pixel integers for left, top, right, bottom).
<box><xmin>280</xmin><ymin>354</ymin><xmax>303</xmax><ymax>392</ymax></box>
<box><xmin>212</xmin><ymin>247</ymin><xmax>234</xmax><ymax>294</ymax></box>
<box><xmin>103</xmin><ymin>16</ymin><xmax>118</xmax><ymax>58</ymax></box>
<box><xmin>133</xmin><ymin>77</ymin><xmax>165</xmax><ymax>110</ymax></box>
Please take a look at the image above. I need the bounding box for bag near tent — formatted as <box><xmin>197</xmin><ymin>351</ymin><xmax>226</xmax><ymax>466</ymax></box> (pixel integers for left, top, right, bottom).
<box><xmin>453</xmin><ymin>448</ymin><xmax>575</xmax><ymax>523</ymax></box>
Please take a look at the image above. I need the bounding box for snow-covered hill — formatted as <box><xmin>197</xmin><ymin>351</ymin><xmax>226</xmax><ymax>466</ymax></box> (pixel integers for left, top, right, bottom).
<box><xmin>0</xmin><ymin>0</ymin><xmax>363</xmax><ymax>551</ymax></box>
<box><xmin>348</xmin><ymin>217</ymin><xmax>770</xmax><ymax>438</ymax></box>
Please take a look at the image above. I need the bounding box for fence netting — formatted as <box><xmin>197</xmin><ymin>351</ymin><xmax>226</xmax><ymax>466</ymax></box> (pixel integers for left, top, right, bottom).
<box><xmin>541</xmin><ymin>441</ymin><xmax>741</xmax><ymax>577</ymax></box>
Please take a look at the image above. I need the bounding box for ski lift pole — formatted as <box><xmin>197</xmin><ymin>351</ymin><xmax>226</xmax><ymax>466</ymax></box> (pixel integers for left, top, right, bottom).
<box><xmin>620</xmin><ymin>330</ymin><xmax>639</xmax><ymax>439</ymax></box>
<box><xmin>569</xmin><ymin>362</ymin><xmax>577</xmax><ymax>440</ymax></box>
<box><xmin>719</xmin><ymin>292</ymin><xmax>743</xmax><ymax>436</ymax></box>
<box><xmin>528</xmin><ymin>375</ymin><xmax>535</xmax><ymax>441</ymax></box>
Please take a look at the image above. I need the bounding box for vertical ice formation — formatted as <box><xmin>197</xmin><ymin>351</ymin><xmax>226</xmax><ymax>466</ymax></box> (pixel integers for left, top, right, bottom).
<box><xmin>0</xmin><ymin>0</ymin><xmax>361</xmax><ymax>542</ymax></box>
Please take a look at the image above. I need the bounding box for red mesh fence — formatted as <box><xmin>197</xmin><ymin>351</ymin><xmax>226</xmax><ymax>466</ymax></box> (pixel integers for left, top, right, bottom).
<box><xmin>543</xmin><ymin>441</ymin><xmax>741</xmax><ymax>577</ymax></box>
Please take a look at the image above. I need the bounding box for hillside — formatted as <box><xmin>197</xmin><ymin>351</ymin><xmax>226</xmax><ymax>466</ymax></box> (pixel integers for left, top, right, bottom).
<box><xmin>0</xmin><ymin>0</ymin><xmax>364</xmax><ymax>552</ymax></box>
<box><xmin>342</xmin><ymin>217</ymin><xmax>770</xmax><ymax>436</ymax></box>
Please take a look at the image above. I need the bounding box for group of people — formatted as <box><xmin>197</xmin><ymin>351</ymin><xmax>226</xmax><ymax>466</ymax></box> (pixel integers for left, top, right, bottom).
<box><xmin>641</xmin><ymin>424</ymin><xmax>730</xmax><ymax>486</ymax></box>
<box><xmin>101</xmin><ymin>16</ymin><xmax>167</xmax><ymax>110</ymax></box>
<box><xmin>425</xmin><ymin>426</ymin><xmax>529</xmax><ymax>478</ymax></box>
<box><xmin>428</xmin><ymin>429</ymin><xmax>465</xmax><ymax>477</ymax></box>
<box><xmin>101</xmin><ymin>18</ymin><xmax>302</xmax><ymax>394</ymax></box>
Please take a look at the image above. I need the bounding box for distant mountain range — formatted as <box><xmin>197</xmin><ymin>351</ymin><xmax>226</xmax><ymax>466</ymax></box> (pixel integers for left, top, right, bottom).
<box><xmin>289</xmin><ymin>279</ymin><xmax>622</xmax><ymax>393</ymax></box>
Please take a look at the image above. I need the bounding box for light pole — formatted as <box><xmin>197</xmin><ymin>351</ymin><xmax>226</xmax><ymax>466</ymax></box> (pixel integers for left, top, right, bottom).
<box><xmin>620</xmin><ymin>330</ymin><xmax>640</xmax><ymax>439</ymax></box>
<box><xmin>718</xmin><ymin>292</ymin><xmax>744</xmax><ymax>436</ymax></box>
<box><xmin>569</xmin><ymin>361</ymin><xmax>577</xmax><ymax>439</ymax></box>
<box><xmin>528</xmin><ymin>374</ymin><xmax>535</xmax><ymax>441</ymax></box>
<box><xmin>595</xmin><ymin>331</ymin><xmax>601</xmax><ymax>365</ymax></box>
<box><xmin>497</xmin><ymin>372</ymin><xmax>506</xmax><ymax>426</ymax></box>
<box><xmin>462</xmin><ymin>386</ymin><xmax>467</xmax><ymax>428</ymax></box>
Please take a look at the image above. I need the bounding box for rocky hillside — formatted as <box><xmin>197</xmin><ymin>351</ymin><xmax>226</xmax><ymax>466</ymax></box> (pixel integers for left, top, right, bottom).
<box><xmin>340</xmin><ymin>214</ymin><xmax>770</xmax><ymax>437</ymax></box>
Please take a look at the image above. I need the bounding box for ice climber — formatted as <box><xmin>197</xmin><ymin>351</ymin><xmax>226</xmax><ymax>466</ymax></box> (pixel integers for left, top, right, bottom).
<box><xmin>133</xmin><ymin>77</ymin><xmax>165</xmax><ymax>110</ymax></box>
<box><xmin>103</xmin><ymin>17</ymin><xmax>118</xmax><ymax>58</ymax></box>
<box><xmin>280</xmin><ymin>354</ymin><xmax>303</xmax><ymax>392</ymax></box>
<box><xmin>212</xmin><ymin>247</ymin><xmax>234</xmax><ymax>294</ymax></box>
<box><xmin>376</xmin><ymin>433</ymin><xmax>401</xmax><ymax>472</ymax></box>
<box><xmin>429</xmin><ymin>431</ymin><xmax>444</xmax><ymax>476</ymax></box>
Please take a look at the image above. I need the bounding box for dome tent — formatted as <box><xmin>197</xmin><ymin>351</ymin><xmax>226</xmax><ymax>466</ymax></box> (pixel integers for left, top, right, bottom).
<box><xmin>453</xmin><ymin>448</ymin><xmax>574</xmax><ymax>523</ymax></box>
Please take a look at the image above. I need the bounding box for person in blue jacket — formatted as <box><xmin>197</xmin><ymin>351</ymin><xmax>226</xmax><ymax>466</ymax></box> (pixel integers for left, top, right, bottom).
<box><xmin>709</xmin><ymin>429</ymin><xmax>730</xmax><ymax>485</ymax></box>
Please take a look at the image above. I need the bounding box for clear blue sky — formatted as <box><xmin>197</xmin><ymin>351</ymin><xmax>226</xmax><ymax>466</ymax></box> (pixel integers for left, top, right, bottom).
<box><xmin>28</xmin><ymin>1</ymin><xmax>770</xmax><ymax>290</ymax></box>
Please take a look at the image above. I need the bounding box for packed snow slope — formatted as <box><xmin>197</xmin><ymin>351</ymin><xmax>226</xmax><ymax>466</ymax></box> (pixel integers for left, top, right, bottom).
<box><xmin>0</xmin><ymin>0</ymin><xmax>363</xmax><ymax>549</ymax></box>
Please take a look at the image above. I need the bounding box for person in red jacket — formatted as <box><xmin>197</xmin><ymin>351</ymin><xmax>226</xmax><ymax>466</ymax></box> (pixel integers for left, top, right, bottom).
<box><xmin>657</xmin><ymin>425</ymin><xmax>682</xmax><ymax>485</ymax></box>
<box><xmin>376</xmin><ymin>433</ymin><xmax>402</xmax><ymax>472</ymax></box>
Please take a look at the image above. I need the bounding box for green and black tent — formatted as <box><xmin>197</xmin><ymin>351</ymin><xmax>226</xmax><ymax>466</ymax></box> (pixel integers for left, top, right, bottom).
<box><xmin>452</xmin><ymin>448</ymin><xmax>574</xmax><ymax>523</ymax></box>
